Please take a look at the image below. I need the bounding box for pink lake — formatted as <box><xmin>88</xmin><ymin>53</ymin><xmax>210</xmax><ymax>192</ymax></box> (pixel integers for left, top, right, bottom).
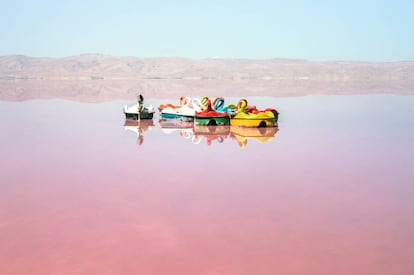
<box><xmin>0</xmin><ymin>95</ymin><xmax>413</xmax><ymax>274</ymax></box>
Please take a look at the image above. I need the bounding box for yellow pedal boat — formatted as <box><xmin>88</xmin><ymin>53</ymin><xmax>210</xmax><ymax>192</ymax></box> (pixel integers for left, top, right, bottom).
<box><xmin>230</xmin><ymin>99</ymin><xmax>275</xmax><ymax>127</ymax></box>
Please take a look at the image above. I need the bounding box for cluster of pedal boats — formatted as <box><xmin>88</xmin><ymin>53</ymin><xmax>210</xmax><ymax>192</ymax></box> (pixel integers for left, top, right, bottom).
<box><xmin>124</xmin><ymin>95</ymin><xmax>279</xmax><ymax>128</ymax></box>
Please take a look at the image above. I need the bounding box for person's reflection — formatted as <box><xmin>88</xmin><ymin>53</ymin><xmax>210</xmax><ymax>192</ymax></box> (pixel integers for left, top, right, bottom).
<box><xmin>124</xmin><ymin>119</ymin><xmax>154</xmax><ymax>146</ymax></box>
<box><xmin>137</xmin><ymin>126</ymin><xmax>144</xmax><ymax>145</ymax></box>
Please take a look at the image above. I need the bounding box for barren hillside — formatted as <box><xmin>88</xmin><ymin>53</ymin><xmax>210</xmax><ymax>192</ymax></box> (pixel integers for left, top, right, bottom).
<box><xmin>0</xmin><ymin>54</ymin><xmax>413</xmax><ymax>101</ymax></box>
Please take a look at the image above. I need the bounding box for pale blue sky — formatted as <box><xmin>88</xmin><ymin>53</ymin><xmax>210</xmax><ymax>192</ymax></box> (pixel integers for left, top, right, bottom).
<box><xmin>1</xmin><ymin>0</ymin><xmax>413</xmax><ymax>61</ymax></box>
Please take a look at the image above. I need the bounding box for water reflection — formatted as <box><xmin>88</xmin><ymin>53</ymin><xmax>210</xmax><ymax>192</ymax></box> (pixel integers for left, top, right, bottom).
<box><xmin>230</xmin><ymin>126</ymin><xmax>278</xmax><ymax>149</ymax></box>
<box><xmin>1</xmin><ymin>96</ymin><xmax>414</xmax><ymax>275</ymax></box>
<box><xmin>123</xmin><ymin>119</ymin><xmax>154</xmax><ymax>145</ymax></box>
<box><xmin>193</xmin><ymin>125</ymin><xmax>230</xmax><ymax>146</ymax></box>
<box><xmin>126</xmin><ymin>119</ymin><xmax>278</xmax><ymax>148</ymax></box>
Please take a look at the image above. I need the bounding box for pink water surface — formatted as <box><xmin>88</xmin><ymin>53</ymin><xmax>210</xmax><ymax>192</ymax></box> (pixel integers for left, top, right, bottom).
<box><xmin>0</xmin><ymin>95</ymin><xmax>413</xmax><ymax>274</ymax></box>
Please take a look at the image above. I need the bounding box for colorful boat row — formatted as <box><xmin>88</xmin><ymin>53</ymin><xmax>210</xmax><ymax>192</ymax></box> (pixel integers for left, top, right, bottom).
<box><xmin>124</xmin><ymin>94</ymin><xmax>279</xmax><ymax>127</ymax></box>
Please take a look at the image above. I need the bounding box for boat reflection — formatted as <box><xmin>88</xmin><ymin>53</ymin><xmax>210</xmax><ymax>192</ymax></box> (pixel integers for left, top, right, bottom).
<box><xmin>123</xmin><ymin>119</ymin><xmax>154</xmax><ymax>145</ymax></box>
<box><xmin>125</xmin><ymin>119</ymin><xmax>278</xmax><ymax>148</ymax></box>
<box><xmin>158</xmin><ymin>119</ymin><xmax>193</xmax><ymax>129</ymax></box>
<box><xmin>193</xmin><ymin>125</ymin><xmax>230</xmax><ymax>146</ymax></box>
<box><xmin>158</xmin><ymin>121</ymin><xmax>278</xmax><ymax>148</ymax></box>
<box><xmin>158</xmin><ymin>119</ymin><xmax>195</xmax><ymax>141</ymax></box>
<box><xmin>229</xmin><ymin>126</ymin><xmax>278</xmax><ymax>149</ymax></box>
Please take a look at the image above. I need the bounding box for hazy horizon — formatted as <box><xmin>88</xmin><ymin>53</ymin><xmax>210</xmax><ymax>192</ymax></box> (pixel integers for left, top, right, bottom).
<box><xmin>2</xmin><ymin>54</ymin><xmax>412</xmax><ymax>101</ymax></box>
<box><xmin>2</xmin><ymin>53</ymin><xmax>414</xmax><ymax>63</ymax></box>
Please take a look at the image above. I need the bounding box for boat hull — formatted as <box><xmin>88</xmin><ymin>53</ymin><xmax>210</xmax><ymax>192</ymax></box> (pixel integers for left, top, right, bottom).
<box><xmin>230</xmin><ymin>117</ymin><xmax>275</xmax><ymax>127</ymax></box>
<box><xmin>195</xmin><ymin>116</ymin><xmax>229</xmax><ymax>126</ymax></box>
<box><xmin>161</xmin><ymin>112</ymin><xmax>194</xmax><ymax>122</ymax></box>
<box><xmin>124</xmin><ymin>111</ymin><xmax>154</xmax><ymax>120</ymax></box>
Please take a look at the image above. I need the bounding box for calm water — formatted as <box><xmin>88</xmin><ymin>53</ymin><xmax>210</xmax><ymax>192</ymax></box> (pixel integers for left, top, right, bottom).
<box><xmin>0</xmin><ymin>95</ymin><xmax>413</xmax><ymax>274</ymax></box>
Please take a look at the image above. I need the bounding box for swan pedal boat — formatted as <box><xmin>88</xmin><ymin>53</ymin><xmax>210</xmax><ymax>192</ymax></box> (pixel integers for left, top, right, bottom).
<box><xmin>160</xmin><ymin>97</ymin><xmax>203</xmax><ymax>122</ymax></box>
<box><xmin>195</xmin><ymin>99</ymin><xmax>229</xmax><ymax>126</ymax></box>
<box><xmin>230</xmin><ymin>99</ymin><xmax>276</xmax><ymax>127</ymax></box>
<box><xmin>123</xmin><ymin>103</ymin><xmax>155</xmax><ymax>120</ymax></box>
<box><xmin>124</xmin><ymin>94</ymin><xmax>155</xmax><ymax>120</ymax></box>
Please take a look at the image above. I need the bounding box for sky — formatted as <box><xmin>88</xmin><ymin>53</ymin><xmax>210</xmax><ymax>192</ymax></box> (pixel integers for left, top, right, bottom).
<box><xmin>0</xmin><ymin>0</ymin><xmax>413</xmax><ymax>61</ymax></box>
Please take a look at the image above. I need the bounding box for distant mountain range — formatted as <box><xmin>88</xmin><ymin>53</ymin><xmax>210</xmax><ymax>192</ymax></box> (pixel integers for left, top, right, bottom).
<box><xmin>0</xmin><ymin>54</ymin><xmax>413</xmax><ymax>101</ymax></box>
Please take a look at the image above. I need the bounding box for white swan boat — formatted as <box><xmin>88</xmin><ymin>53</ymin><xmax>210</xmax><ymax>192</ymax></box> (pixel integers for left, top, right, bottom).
<box><xmin>160</xmin><ymin>97</ymin><xmax>204</xmax><ymax>122</ymax></box>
